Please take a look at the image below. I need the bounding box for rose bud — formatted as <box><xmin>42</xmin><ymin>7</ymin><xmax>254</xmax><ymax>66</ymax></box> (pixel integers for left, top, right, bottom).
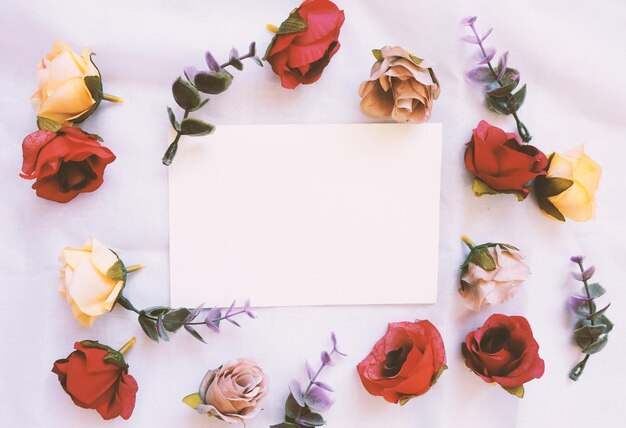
<box><xmin>183</xmin><ymin>358</ymin><xmax>268</xmax><ymax>423</ymax></box>
<box><xmin>465</xmin><ymin>120</ymin><xmax>548</xmax><ymax>199</ymax></box>
<box><xmin>459</xmin><ymin>236</ymin><xmax>530</xmax><ymax>311</ymax></box>
<box><xmin>534</xmin><ymin>146</ymin><xmax>602</xmax><ymax>222</ymax></box>
<box><xmin>52</xmin><ymin>338</ymin><xmax>138</xmax><ymax>420</ymax></box>
<box><xmin>265</xmin><ymin>0</ymin><xmax>345</xmax><ymax>89</ymax></box>
<box><xmin>357</xmin><ymin>320</ymin><xmax>446</xmax><ymax>405</ymax></box>
<box><xmin>20</xmin><ymin>126</ymin><xmax>116</xmax><ymax>203</ymax></box>
<box><xmin>59</xmin><ymin>238</ymin><xmax>143</xmax><ymax>326</ymax></box>
<box><xmin>31</xmin><ymin>41</ymin><xmax>121</xmax><ymax>125</ymax></box>
<box><xmin>359</xmin><ymin>46</ymin><xmax>440</xmax><ymax>123</ymax></box>
<box><xmin>462</xmin><ymin>314</ymin><xmax>545</xmax><ymax>397</ymax></box>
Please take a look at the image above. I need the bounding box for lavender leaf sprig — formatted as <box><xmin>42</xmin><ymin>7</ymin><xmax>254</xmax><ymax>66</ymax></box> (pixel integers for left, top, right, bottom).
<box><xmin>462</xmin><ymin>16</ymin><xmax>531</xmax><ymax>142</ymax></box>
<box><xmin>568</xmin><ymin>256</ymin><xmax>613</xmax><ymax>380</ymax></box>
<box><xmin>163</xmin><ymin>42</ymin><xmax>263</xmax><ymax>166</ymax></box>
<box><xmin>271</xmin><ymin>333</ymin><xmax>346</xmax><ymax>428</ymax></box>
<box><xmin>116</xmin><ymin>296</ymin><xmax>256</xmax><ymax>343</ymax></box>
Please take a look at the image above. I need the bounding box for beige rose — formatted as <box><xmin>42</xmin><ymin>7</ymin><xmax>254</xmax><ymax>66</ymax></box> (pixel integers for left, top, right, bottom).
<box><xmin>460</xmin><ymin>243</ymin><xmax>530</xmax><ymax>311</ymax></box>
<box><xmin>59</xmin><ymin>238</ymin><xmax>127</xmax><ymax>327</ymax></box>
<box><xmin>32</xmin><ymin>41</ymin><xmax>101</xmax><ymax>124</ymax></box>
<box><xmin>183</xmin><ymin>358</ymin><xmax>268</xmax><ymax>423</ymax></box>
<box><xmin>545</xmin><ymin>146</ymin><xmax>602</xmax><ymax>222</ymax></box>
<box><xmin>359</xmin><ymin>46</ymin><xmax>440</xmax><ymax>123</ymax></box>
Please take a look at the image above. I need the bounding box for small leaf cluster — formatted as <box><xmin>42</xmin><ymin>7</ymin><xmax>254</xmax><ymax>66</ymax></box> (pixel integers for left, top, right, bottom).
<box><xmin>163</xmin><ymin>42</ymin><xmax>262</xmax><ymax>165</ymax></box>
<box><xmin>568</xmin><ymin>257</ymin><xmax>613</xmax><ymax>381</ymax></box>
<box><xmin>271</xmin><ymin>333</ymin><xmax>345</xmax><ymax>428</ymax></box>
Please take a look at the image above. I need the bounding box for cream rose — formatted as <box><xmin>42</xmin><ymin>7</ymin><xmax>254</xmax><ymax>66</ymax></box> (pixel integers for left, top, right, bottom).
<box><xmin>183</xmin><ymin>358</ymin><xmax>268</xmax><ymax>423</ymax></box>
<box><xmin>459</xmin><ymin>238</ymin><xmax>530</xmax><ymax>311</ymax></box>
<box><xmin>358</xmin><ymin>46</ymin><xmax>440</xmax><ymax>123</ymax></box>
<box><xmin>542</xmin><ymin>146</ymin><xmax>602</xmax><ymax>222</ymax></box>
<box><xmin>59</xmin><ymin>238</ymin><xmax>127</xmax><ymax>327</ymax></box>
<box><xmin>32</xmin><ymin>41</ymin><xmax>107</xmax><ymax>124</ymax></box>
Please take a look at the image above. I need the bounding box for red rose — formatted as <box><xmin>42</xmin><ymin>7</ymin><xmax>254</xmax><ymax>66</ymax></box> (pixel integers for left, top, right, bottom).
<box><xmin>52</xmin><ymin>340</ymin><xmax>138</xmax><ymax>420</ymax></box>
<box><xmin>462</xmin><ymin>314</ymin><xmax>545</xmax><ymax>397</ymax></box>
<box><xmin>20</xmin><ymin>126</ymin><xmax>115</xmax><ymax>203</ymax></box>
<box><xmin>265</xmin><ymin>0</ymin><xmax>345</xmax><ymax>89</ymax></box>
<box><xmin>357</xmin><ymin>320</ymin><xmax>446</xmax><ymax>404</ymax></box>
<box><xmin>464</xmin><ymin>120</ymin><xmax>547</xmax><ymax>198</ymax></box>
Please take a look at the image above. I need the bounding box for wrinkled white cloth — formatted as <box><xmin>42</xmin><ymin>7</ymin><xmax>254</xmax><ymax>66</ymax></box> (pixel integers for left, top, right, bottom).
<box><xmin>0</xmin><ymin>1</ymin><xmax>625</xmax><ymax>427</ymax></box>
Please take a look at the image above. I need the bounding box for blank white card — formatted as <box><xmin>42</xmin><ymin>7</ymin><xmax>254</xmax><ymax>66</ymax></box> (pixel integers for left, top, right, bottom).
<box><xmin>169</xmin><ymin>123</ymin><xmax>441</xmax><ymax>307</ymax></box>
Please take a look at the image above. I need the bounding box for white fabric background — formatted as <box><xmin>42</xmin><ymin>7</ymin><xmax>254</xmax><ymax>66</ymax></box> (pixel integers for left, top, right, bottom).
<box><xmin>1</xmin><ymin>1</ymin><xmax>625</xmax><ymax>427</ymax></box>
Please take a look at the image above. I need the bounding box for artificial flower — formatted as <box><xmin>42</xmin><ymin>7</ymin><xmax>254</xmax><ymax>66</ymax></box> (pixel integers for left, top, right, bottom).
<box><xmin>31</xmin><ymin>41</ymin><xmax>119</xmax><ymax>125</ymax></box>
<box><xmin>52</xmin><ymin>338</ymin><xmax>138</xmax><ymax>420</ymax></box>
<box><xmin>568</xmin><ymin>256</ymin><xmax>613</xmax><ymax>381</ymax></box>
<box><xmin>59</xmin><ymin>238</ymin><xmax>132</xmax><ymax>327</ymax></box>
<box><xmin>272</xmin><ymin>333</ymin><xmax>345</xmax><ymax>428</ymax></box>
<box><xmin>357</xmin><ymin>320</ymin><xmax>446</xmax><ymax>404</ymax></box>
<box><xmin>183</xmin><ymin>358</ymin><xmax>268</xmax><ymax>423</ymax></box>
<box><xmin>462</xmin><ymin>314</ymin><xmax>544</xmax><ymax>397</ymax></box>
<box><xmin>464</xmin><ymin>120</ymin><xmax>547</xmax><ymax>199</ymax></box>
<box><xmin>265</xmin><ymin>0</ymin><xmax>345</xmax><ymax>89</ymax></box>
<box><xmin>359</xmin><ymin>46</ymin><xmax>440</xmax><ymax>123</ymax></box>
<box><xmin>534</xmin><ymin>146</ymin><xmax>602</xmax><ymax>222</ymax></box>
<box><xmin>459</xmin><ymin>236</ymin><xmax>529</xmax><ymax>311</ymax></box>
<box><xmin>20</xmin><ymin>126</ymin><xmax>116</xmax><ymax>203</ymax></box>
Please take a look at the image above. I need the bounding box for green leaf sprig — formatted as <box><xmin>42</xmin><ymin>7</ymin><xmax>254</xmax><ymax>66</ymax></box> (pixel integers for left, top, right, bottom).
<box><xmin>163</xmin><ymin>42</ymin><xmax>262</xmax><ymax>166</ymax></box>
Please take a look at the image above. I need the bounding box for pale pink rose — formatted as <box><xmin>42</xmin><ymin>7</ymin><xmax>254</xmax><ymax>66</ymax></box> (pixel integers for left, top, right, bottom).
<box><xmin>358</xmin><ymin>46</ymin><xmax>440</xmax><ymax>123</ymax></box>
<box><xmin>185</xmin><ymin>358</ymin><xmax>268</xmax><ymax>423</ymax></box>
<box><xmin>459</xmin><ymin>245</ymin><xmax>530</xmax><ymax>311</ymax></box>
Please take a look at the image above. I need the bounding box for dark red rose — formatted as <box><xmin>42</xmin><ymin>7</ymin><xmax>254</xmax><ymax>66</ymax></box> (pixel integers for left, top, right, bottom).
<box><xmin>52</xmin><ymin>341</ymin><xmax>138</xmax><ymax>420</ymax></box>
<box><xmin>20</xmin><ymin>126</ymin><xmax>115</xmax><ymax>203</ymax></box>
<box><xmin>357</xmin><ymin>320</ymin><xmax>446</xmax><ymax>404</ymax></box>
<box><xmin>265</xmin><ymin>0</ymin><xmax>345</xmax><ymax>89</ymax></box>
<box><xmin>464</xmin><ymin>120</ymin><xmax>547</xmax><ymax>198</ymax></box>
<box><xmin>462</xmin><ymin>314</ymin><xmax>545</xmax><ymax>396</ymax></box>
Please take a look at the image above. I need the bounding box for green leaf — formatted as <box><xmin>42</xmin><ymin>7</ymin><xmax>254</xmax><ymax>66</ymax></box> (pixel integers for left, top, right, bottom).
<box><xmin>143</xmin><ymin>306</ymin><xmax>170</xmax><ymax>317</ymax></box>
<box><xmin>582</xmin><ymin>335</ymin><xmax>608</xmax><ymax>355</ymax></box>
<box><xmin>194</xmin><ymin>71</ymin><xmax>233</xmax><ymax>95</ymax></box>
<box><xmin>472</xmin><ymin>178</ymin><xmax>498</xmax><ymax>197</ymax></box>
<box><xmin>535</xmin><ymin>177</ymin><xmax>573</xmax><ymax>198</ymax></box>
<box><xmin>182</xmin><ymin>393</ymin><xmax>204</xmax><ymax>410</ymax></box>
<box><xmin>180</xmin><ymin>118</ymin><xmax>215</xmax><ymax>136</ymax></box>
<box><xmin>297</xmin><ymin>411</ymin><xmax>325</xmax><ymax>426</ymax></box>
<box><xmin>277</xmin><ymin>10</ymin><xmax>308</xmax><ymax>35</ymax></box>
<box><xmin>84</xmin><ymin>75</ymin><xmax>103</xmax><ymax>102</ymax></box>
<box><xmin>594</xmin><ymin>315</ymin><xmax>614</xmax><ymax>333</ymax></box>
<box><xmin>252</xmin><ymin>56</ymin><xmax>263</xmax><ymax>67</ymax></box>
<box><xmin>533</xmin><ymin>177</ymin><xmax>566</xmax><ymax>222</ymax></box>
<box><xmin>285</xmin><ymin>393</ymin><xmax>304</xmax><ymax>419</ymax></box>
<box><xmin>486</xmin><ymin>80</ymin><xmax>518</xmax><ymax>97</ymax></box>
<box><xmin>587</xmin><ymin>303</ymin><xmax>611</xmax><ymax>321</ymax></box>
<box><xmin>372</xmin><ymin>49</ymin><xmax>383</xmax><ymax>61</ymax></box>
<box><xmin>167</xmin><ymin>107</ymin><xmax>179</xmax><ymax>131</ymax></box>
<box><xmin>138</xmin><ymin>312</ymin><xmax>159</xmax><ymax>342</ymax></box>
<box><xmin>162</xmin><ymin>308</ymin><xmax>191</xmax><ymax>332</ymax></box>
<box><xmin>172</xmin><ymin>77</ymin><xmax>201</xmax><ymax>110</ymax></box>
<box><xmin>487</xmin><ymin>94</ymin><xmax>511</xmax><ymax>115</ymax></box>
<box><xmin>574</xmin><ymin>324</ymin><xmax>607</xmax><ymax>348</ymax></box>
<box><xmin>189</xmin><ymin>98</ymin><xmax>209</xmax><ymax>112</ymax></box>
<box><xmin>572</xmin><ymin>299</ymin><xmax>596</xmax><ymax>319</ymax></box>
<box><xmin>584</xmin><ymin>283</ymin><xmax>606</xmax><ymax>299</ymax></box>
<box><xmin>509</xmin><ymin>84</ymin><xmax>527</xmax><ymax>113</ymax></box>
<box><xmin>502</xmin><ymin>384</ymin><xmax>524</xmax><ymax>398</ymax></box>
<box><xmin>270</xmin><ymin>423</ymin><xmax>299</xmax><ymax>428</ymax></box>
<box><xmin>106</xmin><ymin>259</ymin><xmax>127</xmax><ymax>281</ymax></box>
<box><xmin>36</xmin><ymin>116</ymin><xmax>63</xmax><ymax>132</ymax></box>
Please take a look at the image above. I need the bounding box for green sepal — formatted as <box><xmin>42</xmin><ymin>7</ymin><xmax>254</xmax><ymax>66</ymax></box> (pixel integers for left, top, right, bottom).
<box><xmin>106</xmin><ymin>259</ymin><xmax>128</xmax><ymax>281</ymax></box>
<box><xmin>37</xmin><ymin>116</ymin><xmax>63</xmax><ymax>132</ymax></box>
<box><xmin>264</xmin><ymin>9</ymin><xmax>308</xmax><ymax>60</ymax></box>
<box><xmin>409</xmin><ymin>54</ymin><xmax>423</xmax><ymax>65</ymax></box>
<box><xmin>73</xmin><ymin>54</ymin><xmax>104</xmax><ymax>123</ymax></box>
<box><xmin>502</xmin><ymin>384</ymin><xmax>524</xmax><ymax>398</ymax></box>
<box><xmin>533</xmin><ymin>154</ymin><xmax>567</xmax><ymax>222</ymax></box>
<box><xmin>471</xmin><ymin>178</ymin><xmax>526</xmax><ymax>200</ymax></box>
<box><xmin>460</xmin><ymin>243</ymin><xmax>518</xmax><ymax>271</ymax></box>
<box><xmin>182</xmin><ymin>392</ymin><xmax>204</xmax><ymax>410</ymax></box>
<box><xmin>372</xmin><ymin>49</ymin><xmax>383</xmax><ymax>61</ymax></box>
<box><xmin>79</xmin><ymin>340</ymin><xmax>128</xmax><ymax>370</ymax></box>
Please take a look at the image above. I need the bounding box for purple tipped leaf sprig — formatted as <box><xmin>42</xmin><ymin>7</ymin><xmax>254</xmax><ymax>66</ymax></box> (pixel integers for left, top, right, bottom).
<box><xmin>163</xmin><ymin>42</ymin><xmax>263</xmax><ymax>166</ymax></box>
<box><xmin>462</xmin><ymin>16</ymin><xmax>531</xmax><ymax>142</ymax></box>
<box><xmin>116</xmin><ymin>296</ymin><xmax>256</xmax><ymax>343</ymax></box>
<box><xmin>567</xmin><ymin>256</ymin><xmax>613</xmax><ymax>380</ymax></box>
<box><xmin>271</xmin><ymin>333</ymin><xmax>346</xmax><ymax>428</ymax></box>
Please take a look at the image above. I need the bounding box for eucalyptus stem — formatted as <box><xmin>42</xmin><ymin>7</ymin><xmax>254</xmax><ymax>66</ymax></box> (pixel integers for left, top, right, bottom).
<box><xmin>295</xmin><ymin>349</ymin><xmax>337</xmax><ymax>420</ymax></box>
<box><xmin>576</xmin><ymin>260</ymin><xmax>595</xmax><ymax>325</ymax></box>
<box><xmin>163</xmin><ymin>109</ymin><xmax>190</xmax><ymax>165</ymax></box>
<box><xmin>469</xmin><ymin>22</ymin><xmax>531</xmax><ymax>142</ymax></box>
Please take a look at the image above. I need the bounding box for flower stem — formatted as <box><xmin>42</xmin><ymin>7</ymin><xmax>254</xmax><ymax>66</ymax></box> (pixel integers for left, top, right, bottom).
<box><xmin>102</xmin><ymin>93</ymin><xmax>124</xmax><ymax>103</ymax></box>
<box><xmin>126</xmin><ymin>263</ymin><xmax>144</xmax><ymax>273</ymax></box>
<box><xmin>461</xmin><ymin>235</ymin><xmax>476</xmax><ymax>249</ymax></box>
<box><xmin>576</xmin><ymin>261</ymin><xmax>595</xmax><ymax>326</ymax></box>
<box><xmin>119</xmin><ymin>337</ymin><xmax>136</xmax><ymax>355</ymax></box>
<box><xmin>163</xmin><ymin>109</ymin><xmax>190</xmax><ymax>166</ymax></box>
<box><xmin>469</xmin><ymin>23</ymin><xmax>531</xmax><ymax>142</ymax></box>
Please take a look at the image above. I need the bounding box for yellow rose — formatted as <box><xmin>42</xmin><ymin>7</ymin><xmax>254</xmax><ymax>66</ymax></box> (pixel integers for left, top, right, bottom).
<box><xmin>32</xmin><ymin>41</ymin><xmax>117</xmax><ymax>125</ymax></box>
<box><xmin>59</xmin><ymin>238</ymin><xmax>127</xmax><ymax>327</ymax></box>
<box><xmin>534</xmin><ymin>146</ymin><xmax>602</xmax><ymax>222</ymax></box>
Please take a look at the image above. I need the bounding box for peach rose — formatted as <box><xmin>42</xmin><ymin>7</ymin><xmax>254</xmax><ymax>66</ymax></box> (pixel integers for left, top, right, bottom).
<box><xmin>359</xmin><ymin>46</ymin><xmax>440</xmax><ymax>123</ymax></box>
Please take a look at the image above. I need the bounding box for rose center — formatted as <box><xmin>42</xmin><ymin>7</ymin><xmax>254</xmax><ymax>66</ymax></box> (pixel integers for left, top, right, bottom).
<box><xmin>480</xmin><ymin>327</ymin><xmax>510</xmax><ymax>353</ymax></box>
<box><xmin>382</xmin><ymin>344</ymin><xmax>411</xmax><ymax>377</ymax></box>
<box><xmin>57</xmin><ymin>160</ymin><xmax>97</xmax><ymax>193</ymax></box>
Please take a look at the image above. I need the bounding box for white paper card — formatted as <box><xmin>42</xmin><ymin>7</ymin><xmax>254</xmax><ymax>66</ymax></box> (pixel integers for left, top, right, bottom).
<box><xmin>169</xmin><ymin>123</ymin><xmax>441</xmax><ymax>307</ymax></box>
